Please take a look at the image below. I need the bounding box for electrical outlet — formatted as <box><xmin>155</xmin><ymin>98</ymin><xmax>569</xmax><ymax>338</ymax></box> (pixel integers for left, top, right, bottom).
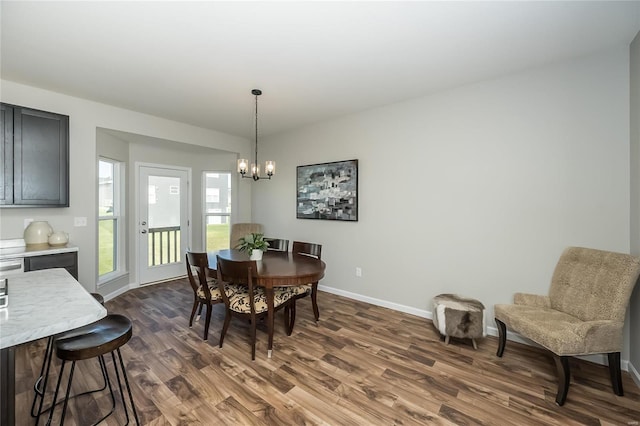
<box><xmin>74</xmin><ymin>217</ymin><xmax>87</xmax><ymax>227</ymax></box>
<box><xmin>355</xmin><ymin>267</ymin><xmax>362</xmax><ymax>277</ymax></box>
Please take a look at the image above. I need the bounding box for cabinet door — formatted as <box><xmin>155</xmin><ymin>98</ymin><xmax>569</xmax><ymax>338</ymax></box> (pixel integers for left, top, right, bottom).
<box><xmin>24</xmin><ymin>252</ymin><xmax>78</xmax><ymax>280</ymax></box>
<box><xmin>13</xmin><ymin>107</ymin><xmax>69</xmax><ymax>206</ymax></box>
<box><xmin>0</xmin><ymin>104</ymin><xmax>13</xmax><ymax>205</ymax></box>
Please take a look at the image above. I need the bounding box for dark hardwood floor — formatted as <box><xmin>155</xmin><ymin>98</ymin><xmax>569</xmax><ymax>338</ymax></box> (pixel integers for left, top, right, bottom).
<box><xmin>15</xmin><ymin>278</ymin><xmax>640</xmax><ymax>425</ymax></box>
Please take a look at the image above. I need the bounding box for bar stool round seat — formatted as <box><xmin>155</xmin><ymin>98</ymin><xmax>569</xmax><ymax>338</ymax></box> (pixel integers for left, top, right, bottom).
<box><xmin>31</xmin><ymin>292</ymin><xmax>107</xmax><ymax>420</ymax></box>
<box><xmin>56</xmin><ymin>314</ymin><xmax>132</xmax><ymax>360</ymax></box>
<box><xmin>44</xmin><ymin>314</ymin><xmax>140</xmax><ymax>426</ymax></box>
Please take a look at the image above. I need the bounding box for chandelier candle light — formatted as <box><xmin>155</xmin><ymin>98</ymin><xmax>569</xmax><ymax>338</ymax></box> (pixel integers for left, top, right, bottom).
<box><xmin>238</xmin><ymin>89</ymin><xmax>275</xmax><ymax>181</ymax></box>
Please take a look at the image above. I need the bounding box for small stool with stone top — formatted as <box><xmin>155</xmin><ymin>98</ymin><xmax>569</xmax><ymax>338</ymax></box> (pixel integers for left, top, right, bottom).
<box><xmin>432</xmin><ymin>294</ymin><xmax>486</xmax><ymax>349</ymax></box>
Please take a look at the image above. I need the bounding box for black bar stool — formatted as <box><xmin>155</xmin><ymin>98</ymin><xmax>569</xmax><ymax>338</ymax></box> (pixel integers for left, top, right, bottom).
<box><xmin>38</xmin><ymin>314</ymin><xmax>140</xmax><ymax>425</ymax></box>
<box><xmin>31</xmin><ymin>293</ymin><xmax>106</xmax><ymax>419</ymax></box>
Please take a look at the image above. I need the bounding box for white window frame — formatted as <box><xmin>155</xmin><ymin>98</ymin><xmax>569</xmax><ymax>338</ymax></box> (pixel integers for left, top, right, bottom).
<box><xmin>203</xmin><ymin>171</ymin><xmax>231</xmax><ymax>251</ymax></box>
<box><xmin>98</xmin><ymin>157</ymin><xmax>126</xmax><ymax>285</ymax></box>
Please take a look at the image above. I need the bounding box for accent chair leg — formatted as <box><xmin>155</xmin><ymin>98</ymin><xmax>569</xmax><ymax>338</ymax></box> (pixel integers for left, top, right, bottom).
<box><xmin>444</xmin><ymin>335</ymin><xmax>450</xmax><ymax>345</ymax></box>
<box><xmin>495</xmin><ymin>319</ymin><xmax>506</xmax><ymax>357</ymax></box>
<box><xmin>553</xmin><ymin>355</ymin><xmax>570</xmax><ymax>406</ymax></box>
<box><xmin>608</xmin><ymin>352</ymin><xmax>623</xmax><ymax>396</ymax></box>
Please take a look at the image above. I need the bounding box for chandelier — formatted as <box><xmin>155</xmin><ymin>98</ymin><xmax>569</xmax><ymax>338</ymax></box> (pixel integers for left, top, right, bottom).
<box><xmin>237</xmin><ymin>89</ymin><xmax>275</xmax><ymax>181</ymax></box>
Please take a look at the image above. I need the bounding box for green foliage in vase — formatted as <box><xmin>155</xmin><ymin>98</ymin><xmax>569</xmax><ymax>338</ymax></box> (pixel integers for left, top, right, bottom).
<box><xmin>236</xmin><ymin>233</ymin><xmax>270</xmax><ymax>254</ymax></box>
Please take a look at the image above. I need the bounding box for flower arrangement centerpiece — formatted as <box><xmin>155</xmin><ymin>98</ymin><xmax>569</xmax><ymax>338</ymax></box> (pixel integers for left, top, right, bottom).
<box><xmin>236</xmin><ymin>233</ymin><xmax>270</xmax><ymax>260</ymax></box>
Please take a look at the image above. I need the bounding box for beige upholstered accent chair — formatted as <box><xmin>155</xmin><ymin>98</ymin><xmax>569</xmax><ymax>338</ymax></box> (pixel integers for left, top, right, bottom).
<box><xmin>230</xmin><ymin>223</ymin><xmax>263</xmax><ymax>249</ymax></box>
<box><xmin>494</xmin><ymin>246</ymin><xmax>640</xmax><ymax>406</ymax></box>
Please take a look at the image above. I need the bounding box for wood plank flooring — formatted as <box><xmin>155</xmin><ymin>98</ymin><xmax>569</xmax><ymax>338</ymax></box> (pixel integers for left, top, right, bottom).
<box><xmin>15</xmin><ymin>278</ymin><xmax>640</xmax><ymax>425</ymax></box>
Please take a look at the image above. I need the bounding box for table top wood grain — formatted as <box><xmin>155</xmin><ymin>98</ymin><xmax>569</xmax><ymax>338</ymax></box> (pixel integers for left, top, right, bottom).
<box><xmin>207</xmin><ymin>249</ymin><xmax>325</xmax><ymax>287</ymax></box>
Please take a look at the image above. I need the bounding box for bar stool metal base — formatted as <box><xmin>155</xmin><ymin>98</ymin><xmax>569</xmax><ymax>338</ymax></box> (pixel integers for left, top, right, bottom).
<box><xmin>35</xmin><ymin>313</ymin><xmax>140</xmax><ymax>426</ymax></box>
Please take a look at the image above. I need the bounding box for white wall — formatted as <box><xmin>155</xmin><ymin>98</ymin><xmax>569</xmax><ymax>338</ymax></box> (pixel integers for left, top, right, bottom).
<box><xmin>630</xmin><ymin>31</ymin><xmax>640</xmax><ymax>384</ymax></box>
<box><xmin>0</xmin><ymin>80</ymin><xmax>252</xmax><ymax>292</ymax></box>
<box><xmin>255</xmin><ymin>46</ymin><xmax>634</xmax><ymax>357</ymax></box>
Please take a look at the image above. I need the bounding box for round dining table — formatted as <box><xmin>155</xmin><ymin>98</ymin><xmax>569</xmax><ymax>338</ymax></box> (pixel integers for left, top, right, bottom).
<box><xmin>207</xmin><ymin>249</ymin><xmax>326</xmax><ymax>357</ymax></box>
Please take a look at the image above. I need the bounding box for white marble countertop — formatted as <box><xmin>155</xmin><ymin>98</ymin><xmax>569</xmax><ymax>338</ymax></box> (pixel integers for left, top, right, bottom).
<box><xmin>0</xmin><ymin>244</ymin><xmax>78</xmax><ymax>261</ymax></box>
<box><xmin>0</xmin><ymin>268</ymin><xmax>106</xmax><ymax>349</ymax></box>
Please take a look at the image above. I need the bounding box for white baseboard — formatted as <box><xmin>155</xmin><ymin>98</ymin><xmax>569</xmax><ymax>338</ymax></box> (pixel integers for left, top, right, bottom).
<box><xmin>629</xmin><ymin>361</ymin><xmax>640</xmax><ymax>390</ymax></box>
<box><xmin>318</xmin><ymin>284</ymin><xmax>632</xmax><ymax>372</ymax></box>
<box><xmin>319</xmin><ymin>284</ymin><xmax>432</xmax><ymax>319</ymax></box>
<box><xmin>102</xmin><ymin>282</ymin><xmax>137</xmax><ymax>302</ymax></box>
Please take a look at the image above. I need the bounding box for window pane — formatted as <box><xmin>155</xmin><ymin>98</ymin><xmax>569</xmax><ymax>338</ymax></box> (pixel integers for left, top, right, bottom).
<box><xmin>206</xmin><ymin>216</ymin><xmax>230</xmax><ymax>251</ymax></box>
<box><xmin>147</xmin><ymin>175</ymin><xmax>181</xmax><ymax>266</ymax></box>
<box><xmin>99</xmin><ymin>161</ymin><xmax>114</xmax><ymax>216</ymax></box>
<box><xmin>99</xmin><ymin>218</ymin><xmax>115</xmax><ymax>275</ymax></box>
<box><xmin>205</xmin><ymin>172</ymin><xmax>231</xmax><ymax>251</ymax></box>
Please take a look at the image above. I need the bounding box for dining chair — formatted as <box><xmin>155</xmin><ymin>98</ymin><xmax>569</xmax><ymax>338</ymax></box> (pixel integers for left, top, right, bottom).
<box><xmin>264</xmin><ymin>237</ymin><xmax>289</xmax><ymax>252</ymax></box>
<box><xmin>216</xmin><ymin>256</ymin><xmax>297</xmax><ymax>360</ymax></box>
<box><xmin>185</xmin><ymin>252</ymin><xmax>244</xmax><ymax>341</ymax></box>
<box><xmin>230</xmin><ymin>223</ymin><xmax>263</xmax><ymax>249</ymax></box>
<box><xmin>288</xmin><ymin>241</ymin><xmax>323</xmax><ymax>323</ymax></box>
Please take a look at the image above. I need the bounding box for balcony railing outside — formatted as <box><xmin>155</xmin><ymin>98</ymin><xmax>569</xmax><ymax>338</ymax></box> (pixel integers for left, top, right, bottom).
<box><xmin>148</xmin><ymin>226</ymin><xmax>180</xmax><ymax>266</ymax></box>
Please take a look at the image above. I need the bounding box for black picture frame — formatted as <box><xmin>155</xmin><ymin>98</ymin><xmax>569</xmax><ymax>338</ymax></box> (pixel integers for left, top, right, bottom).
<box><xmin>296</xmin><ymin>159</ymin><xmax>358</xmax><ymax>221</ymax></box>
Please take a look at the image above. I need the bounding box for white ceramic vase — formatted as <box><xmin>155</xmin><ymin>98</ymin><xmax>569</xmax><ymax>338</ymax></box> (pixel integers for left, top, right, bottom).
<box><xmin>24</xmin><ymin>221</ymin><xmax>53</xmax><ymax>246</ymax></box>
<box><xmin>250</xmin><ymin>249</ymin><xmax>264</xmax><ymax>261</ymax></box>
<box><xmin>48</xmin><ymin>231</ymin><xmax>69</xmax><ymax>246</ymax></box>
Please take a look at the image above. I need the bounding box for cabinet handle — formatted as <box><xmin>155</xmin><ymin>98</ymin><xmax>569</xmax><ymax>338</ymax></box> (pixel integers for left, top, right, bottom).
<box><xmin>0</xmin><ymin>264</ymin><xmax>22</xmax><ymax>272</ymax></box>
<box><xmin>141</xmin><ymin>230</ymin><xmax>147</xmax><ymax>234</ymax></box>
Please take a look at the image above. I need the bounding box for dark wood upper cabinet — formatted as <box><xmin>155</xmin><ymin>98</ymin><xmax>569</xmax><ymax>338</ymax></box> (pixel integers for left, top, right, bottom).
<box><xmin>0</xmin><ymin>103</ymin><xmax>69</xmax><ymax>207</ymax></box>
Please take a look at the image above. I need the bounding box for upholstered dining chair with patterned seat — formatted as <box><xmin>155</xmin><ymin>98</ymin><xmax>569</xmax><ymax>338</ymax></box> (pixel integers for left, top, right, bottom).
<box><xmin>216</xmin><ymin>256</ymin><xmax>297</xmax><ymax>360</ymax></box>
<box><xmin>230</xmin><ymin>223</ymin><xmax>263</xmax><ymax>250</ymax></box>
<box><xmin>186</xmin><ymin>252</ymin><xmax>245</xmax><ymax>341</ymax></box>
<box><xmin>494</xmin><ymin>246</ymin><xmax>640</xmax><ymax>406</ymax></box>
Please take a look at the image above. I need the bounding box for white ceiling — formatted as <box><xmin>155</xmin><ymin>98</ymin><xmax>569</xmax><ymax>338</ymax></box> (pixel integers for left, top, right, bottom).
<box><xmin>2</xmin><ymin>1</ymin><xmax>639</xmax><ymax>139</ymax></box>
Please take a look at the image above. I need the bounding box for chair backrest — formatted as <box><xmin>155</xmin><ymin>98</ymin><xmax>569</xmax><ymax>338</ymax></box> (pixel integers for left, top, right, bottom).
<box><xmin>292</xmin><ymin>241</ymin><xmax>322</xmax><ymax>260</ymax></box>
<box><xmin>265</xmin><ymin>238</ymin><xmax>289</xmax><ymax>252</ymax></box>
<box><xmin>548</xmin><ymin>247</ymin><xmax>640</xmax><ymax>322</ymax></box>
<box><xmin>230</xmin><ymin>223</ymin><xmax>264</xmax><ymax>249</ymax></box>
<box><xmin>186</xmin><ymin>252</ymin><xmax>211</xmax><ymax>299</ymax></box>
<box><xmin>216</xmin><ymin>256</ymin><xmax>257</xmax><ymax>312</ymax></box>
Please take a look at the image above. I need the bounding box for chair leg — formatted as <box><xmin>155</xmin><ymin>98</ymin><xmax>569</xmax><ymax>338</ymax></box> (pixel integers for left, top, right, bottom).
<box><xmin>31</xmin><ymin>336</ymin><xmax>54</xmax><ymax>418</ymax></box>
<box><xmin>250</xmin><ymin>317</ymin><xmax>257</xmax><ymax>361</ymax></box>
<box><xmin>114</xmin><ymin>348</ymin><xmax>141</xmax><ymax>425</ymax></box>
<box><xmin>196</xmin><ymin>302</ymin><xmax>204</xmax><ymax>321</ymax></box>
<box><xmin>311</xmin><ymin>282</ymin><xmax>320</xmax><ymax>322</ymax></box>
<box><xmin>59</xmin><ymin>361</ymin><xmax>77</xmax><ymax>426</ymax></box>
<box><xmin>495</xmin><ymin>319</ymin><xmax>507</xmax><ymax>357</ymax></box>
<box><xmin>219</xmin><ymin>310</ymin><xmax>231</xmax><ymax>348</ymax></box>
<box><xmin>203</xmin><ymin>303</ymin><xmax>212</xmax><ymax>341</ymax></box>
<box><xmin>608</xmin><ymin>352</ymin><xmax>624</xmax><ymax>396</ymax></box>
<box><xmin>289</xmin><ymin>302</ymin><xmax>297</xmax><ymax>335</ymax></box>
<box><xmin>189</xmin><ymin>299</ymin><xmax>199</xmax><ymax>327</ymax></box>
<box><xmin>554</xmin><ymin>355</ymin><xmax>571</xmax><ymax>406</ymax></box>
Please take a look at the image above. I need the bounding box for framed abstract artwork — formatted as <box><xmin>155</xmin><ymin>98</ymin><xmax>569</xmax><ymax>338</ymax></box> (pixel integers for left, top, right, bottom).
<box><xmin>296</xmin><ymin>159</ymin><xmax>358</xmax><ymax>221</ymax></box>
